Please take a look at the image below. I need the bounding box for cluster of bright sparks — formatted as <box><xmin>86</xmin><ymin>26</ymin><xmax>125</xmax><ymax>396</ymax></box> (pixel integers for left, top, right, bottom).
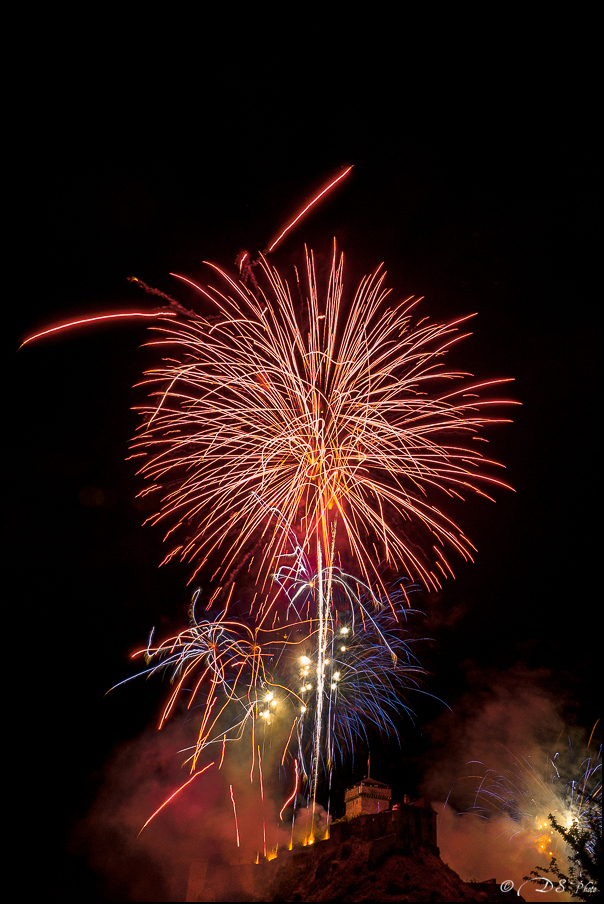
<box><xmin>24</xmin><ymin>167</ymin><xmax>518</xmax><ymax>842</ymax></box>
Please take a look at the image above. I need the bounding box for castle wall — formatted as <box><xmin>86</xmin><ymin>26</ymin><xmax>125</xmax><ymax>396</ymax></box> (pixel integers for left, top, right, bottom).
<box><xmin>330</xmin><ymin>803</ymin><xmax>437</xmax><ymax>850</ymax></box>
<box><xmin>345</xmin><ymin>793</ymin><xmax>391</xmax><ymax>816</ymax></box>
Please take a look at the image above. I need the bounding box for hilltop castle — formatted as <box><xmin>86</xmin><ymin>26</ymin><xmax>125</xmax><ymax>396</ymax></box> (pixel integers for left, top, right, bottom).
<box><xmin>184</xmin><ymin>779</ymin><xmax>516</xmax><ymax>901</ymax></box>
<box><xmin>186</xmin><ymin>778</ymin><xmax>439</xmax><ymax>901</ymax></box>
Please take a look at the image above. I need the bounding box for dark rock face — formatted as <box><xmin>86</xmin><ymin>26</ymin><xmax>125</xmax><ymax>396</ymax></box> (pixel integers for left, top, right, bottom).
<box><xmin>258</xmin><ymin>841</ymin><xmax>520</xmax><ymax>902</ymax></box>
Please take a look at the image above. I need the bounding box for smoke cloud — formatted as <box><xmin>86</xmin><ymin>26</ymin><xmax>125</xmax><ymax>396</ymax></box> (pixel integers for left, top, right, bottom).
<box><xmin>420</xmin><ymin>663</ymin><xmax>597</xmax><ymax>902</ymax></box>
<box><xmin>68</xmin><ymin>714</ymin><xmax>296</xmax><ymax>901</ymax></box>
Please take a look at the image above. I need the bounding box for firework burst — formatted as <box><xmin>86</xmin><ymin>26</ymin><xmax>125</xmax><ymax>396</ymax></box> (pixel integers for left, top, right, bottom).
<box><xmin>459</xmin><ymin>736</ymin><xmax>602</xmax><ymax>862</ymax></box>
<box><xmin>115</xmin><ymin>542</ymin><xmax>428</xmax><ymax>814</ymax></box>
<box><xmin>131</xmin><ymin>242</ymin><xmax>516</xmax><ymax>605</ymax></box>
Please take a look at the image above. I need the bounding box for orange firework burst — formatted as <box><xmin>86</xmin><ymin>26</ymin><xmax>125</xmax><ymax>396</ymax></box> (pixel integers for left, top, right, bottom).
<box><xmin>131</xmin><ymin>242</ymin><xmax>517</xmax><ymax>602</ymax></box>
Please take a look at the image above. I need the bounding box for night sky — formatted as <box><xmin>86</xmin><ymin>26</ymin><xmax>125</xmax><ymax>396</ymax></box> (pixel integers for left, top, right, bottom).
<box><xmin>12</xmin><ymin>53</ymin><xmax>599</xmax><ymax>901</ymax></box>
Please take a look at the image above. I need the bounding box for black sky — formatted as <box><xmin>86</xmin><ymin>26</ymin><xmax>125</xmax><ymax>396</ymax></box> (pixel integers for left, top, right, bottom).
<box><xmin>11</xmin><ymin>46</ymin><xmax>599</xmax><ymax>900</ymax></box>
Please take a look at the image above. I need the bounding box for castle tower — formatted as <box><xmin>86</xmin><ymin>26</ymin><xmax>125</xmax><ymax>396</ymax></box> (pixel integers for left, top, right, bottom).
<box><xmin>344</xmin><ymin>776</ymin><xmax>392</xmax><ymax>817</ymax></box>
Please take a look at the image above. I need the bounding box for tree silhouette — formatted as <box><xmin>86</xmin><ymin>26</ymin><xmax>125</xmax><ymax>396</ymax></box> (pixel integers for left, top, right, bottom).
<box><xmin>525</xmin><ymin>799</ymin><xmax>601</xmax><ymax>901</ymax></box>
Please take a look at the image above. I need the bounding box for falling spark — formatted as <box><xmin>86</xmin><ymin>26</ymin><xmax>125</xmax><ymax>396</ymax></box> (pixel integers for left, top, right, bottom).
<box><xmin>137</xmin><ymin>761</ymin><xmax>214</xmax><ymax>835</ymax></box>
<box><xmin>230</xmin><ymin>784</ymin><xmax>240</xmax><ymax>847</ymax></box>
<box><xmin>280</xmin><ymin>759</ymin><xmax>300</xmax><ymax>822</ymax></box>
<box><xmin>267</xmin><ymin>166</ymin><xmax>353</xmax><ymax>252</ymax></box>
<box><xmin>19</xmin><ymin>310</ymin><xmax>177</xmax><ymax>348</ymax></box>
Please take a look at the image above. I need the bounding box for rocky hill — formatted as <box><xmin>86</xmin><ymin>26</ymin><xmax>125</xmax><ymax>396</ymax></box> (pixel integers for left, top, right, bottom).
<box><xmin>186</xmin><ymin>808</ymin><xmax>523</xmax><ymax>902</ymax></box>
<box><xmin>259</xmin><ymin>836</ymin><xmax>520</xmax><ymax>902</ymax></box>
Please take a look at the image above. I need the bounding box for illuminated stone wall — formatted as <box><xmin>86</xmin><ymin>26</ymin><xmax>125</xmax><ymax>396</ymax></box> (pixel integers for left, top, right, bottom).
<box><xmin>344</xmin><ymin>777</ymin><xmax>393</xmax><ymax>817</ymax></box>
